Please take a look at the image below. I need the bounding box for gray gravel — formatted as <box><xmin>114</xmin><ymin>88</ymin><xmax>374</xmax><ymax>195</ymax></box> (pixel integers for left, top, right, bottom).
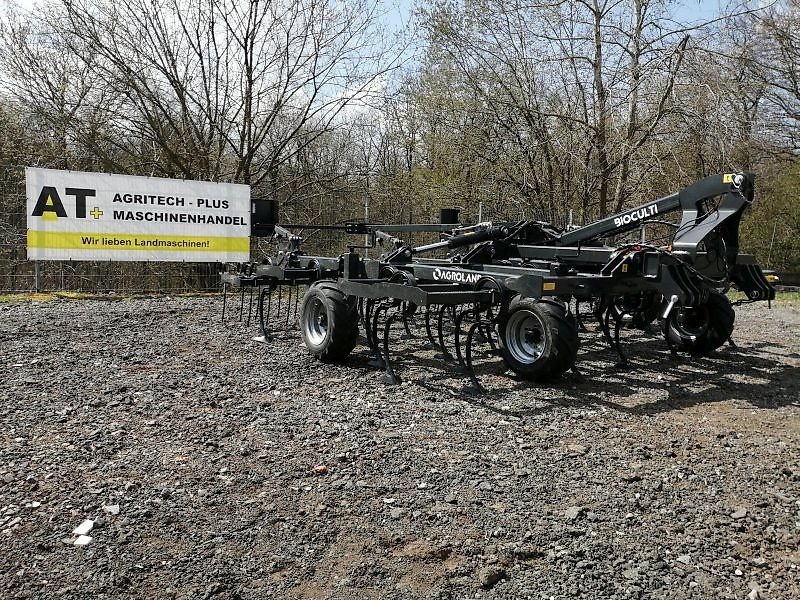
<box><xmin>0</xmin><ymin>295</ymin><xmax>798</xmax><ymax>599</ymax></box>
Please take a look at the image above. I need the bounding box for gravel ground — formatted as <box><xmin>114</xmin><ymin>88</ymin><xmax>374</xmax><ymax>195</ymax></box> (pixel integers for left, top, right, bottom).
<box><xmin>0</xmin><ymin>295</ymin><xmax>798</xmax><ymax>599</ymax></box>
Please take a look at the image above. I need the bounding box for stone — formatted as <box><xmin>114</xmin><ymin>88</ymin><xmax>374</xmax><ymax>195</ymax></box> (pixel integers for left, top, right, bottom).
<box><xmin>566</xmin><ymin>444</ymin><xmax>588</xmax><ymax>456</ymax></box>
<box><xmin>731</xmin><ymin>507</ymin><xmax>748</xmax><ymax>520</ymax></box>
<box><xmin>676</xmin><ymin>554</ymin><xmax>691</xmax><ymax>565</ymax></box>
<box><xmin>564</xmin><ymin>506</ymin><xmax>584</xmax><ymax>521</ymax></box>
<box><xmin>312</xmin><ymin>464</ymin><xmax>328</xmax><ymax>475</ymax></box>
<box><xmin>73</xmin><ymin>535</ymin><xmax>92</xmax><ymax>546</ymax></box>
<box><xmin>479</xmin><ymin>566</ymin><xmax>507</xmax><ymax>589</ymax></box>
<box><xmin>622</xmin><ymin>568</ymin><xmax>639</xmax><ymax>580</ymax></box>
<box><xmin>73</xmin><ymin>519</ymin><xmax>94</xmax><ymax>536</ymax></box>
<box><xmin>102</xmin><ymin>504</ymin><xmax>120</xmax><ymax>515</ymax></box>
<box><xmin>389</xmin><ymin>508</ymin><xmax>405</xmax><ymax>519</ymax></box>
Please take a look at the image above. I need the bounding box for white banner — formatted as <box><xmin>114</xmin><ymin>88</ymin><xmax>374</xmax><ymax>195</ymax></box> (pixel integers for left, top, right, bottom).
<box><xmin>26</xmin><ymin>168</ymin><xmax>251</xmax><ymax>262</ymax></box>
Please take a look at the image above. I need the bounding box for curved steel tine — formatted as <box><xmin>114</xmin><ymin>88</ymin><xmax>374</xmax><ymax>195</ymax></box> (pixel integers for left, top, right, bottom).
<box><xmin>601</xmin><ymin>304</ymin><xmax>614</xmax><ymax>346</ymax></box>
<box><xmin>238</xmin><ymin>285</ymin><xmax>246</xmax><ymax>321</ymax></box>
<box><xmin>612</xmin><ymin>311</ymin><xmax>628</xmax><ymax>367</ymax></box>
<box><xmin>401</xmin><ymin>302</ymin><xmax>413</xmax><ymax>337</ymax></box>
<box><xmin>285</xmin><ymin>285</ymin><xmax>292</xmax><ymax>327</ymax></box>
<box><xmin>246</xmin><ymin>286</ymin><xmax>254</xmax><ymax>326</ymax></box>
<box><xmin>483</xmin><ymin>309</ymin><xmax>498</xmax><ymax>350</ymax></box>
<box><xmin>257</xmin><ymin>286</ymin><xmax>273</xmax><ymax>342</ymax></box>
<box><xmin>424</xmin><ymin>305</ymin><xmax>438</xmax><ymax>349</ymax></box>
<box><xmin>369</xmin><ymin>301</ymin><xmax>390</xmax><ymax>367</ymax></box>
<box><xmin>436</xmin><ymin>304</ymin><xmax>453</xmax><ymax>360</ymax></box>
<box><xmin>381</xmin><ymin>312</ymin><xmax>401</xmax><ymax>385</ymax></box>
<box><xmin>364</xmin><ymin>299</ymin><xmax>377</xmax><ymax>350</ymax></box>
<box><xmin>453</xmin><ymin>306</ymin><xmax>474</xmax><ymax>368</ymax></box>
<box><xmin>464</xmin><ymin>320</ymin><xmax>487</xmax><ymax>394</ymax></box>
<box><xmin>266</xmin><ymin>285</ymin><xmax>274</xmax><ymax>330</ymax></box>
<box><xmin>275</xmin><ymin>284</ymin><xmax>282</xmax><ymax>329</ymax></box>
<box><xmin>294</xmin><ymin>285</ymin><xmax>301</xmax><ymax>324</ymax></box>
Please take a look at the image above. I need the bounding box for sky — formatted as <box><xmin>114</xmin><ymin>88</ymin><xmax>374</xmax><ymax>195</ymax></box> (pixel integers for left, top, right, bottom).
<box><xmin>384</xmin><ymin>0</ymin><xmax>725</xmax><ymax>30</ymax></box>
<box><xmin>3</xmin><ymin>0</ymin><xmax>724</xmax><ymax>24</ymax></box>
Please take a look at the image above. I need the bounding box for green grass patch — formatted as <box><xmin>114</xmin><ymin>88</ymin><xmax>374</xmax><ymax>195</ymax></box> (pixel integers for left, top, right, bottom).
<box><xmin>728</xmin><ymin>290</ymin><xmax>800</xmax><ymax>302</ymax></box>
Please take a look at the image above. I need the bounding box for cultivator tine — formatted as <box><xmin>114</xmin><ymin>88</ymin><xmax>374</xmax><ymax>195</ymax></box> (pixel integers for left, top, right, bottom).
<box><xmin>464</xmin><ymin>319</ymin><xmax>488</xmax><ymax>394</ymax></box>
<box><xmin>381</xmin><ymin>311</ymin><xmax>401</xmax><ymax>385</ymax></box>
<box><xmin>258</xmin><ymin>286</ymin><xmax>272</xmax><ymax>341</ymax></box>
<box><xmin>285</xmin><ymin>285</ymin><xmax>292</xmax><ymax>327</ymax></box>
<box><xmin>594</xmin><ymin>301</ymin><xmax>612</xmax><ymax>346</ymax></box>
<box><xmin>246</xmin><ymin>287</ymin><xmax>255</xmax><ymax>326</ymax></box>
<box><xmin>453</xmin><ymin>307</ymin><xmax>475</xmax><ymax>372</ymax></box>
<box><xmin>424</xmin><ymin>306</ymin><xmax>438</xmax><ymax>349</ymax></box>
<box><xmin>369</xmin><ymin>300</ymin><xmax>391</xmax><ymax>367</ymax></box>
<box><xmin>612</xmin><ymin>315</ymin><xmax>628</xmax><ymax>366</ymax></box>
<box><xmin>275</xmin><ymin>284</ymin><xmax>282</xmax><ymax>323</ymax></box>
<box><xmin>238</xmin><ymin>285</ymin><xmax>246</xmax><ymax>321</ymax></box>
<box><xmin>436</xmin><ymin>304</ymin><xmax>454</xmax><ymax>360</ymax></box>
<box><xmin>401</xmin><ymin>303</ymin><xmax>414</xmax><ymax>338</ymax></box>
<box><xmin>362</xmin><ymin>298</ymin><xmax>376</xmax><ymax>351</ymax></box>
<box><xmin>595</xmin><ymin>300</ymin><xmax>628</xmax><ymax>367</ymax></box>
<box><xmin>294</xmin><ymin>286</ymin><xmax>301</xmax><ymax>323</ymax></box>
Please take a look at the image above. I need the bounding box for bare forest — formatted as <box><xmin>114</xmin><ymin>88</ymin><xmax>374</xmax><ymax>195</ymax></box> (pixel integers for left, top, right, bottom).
<box><xmin>0</xmin><ymin>0</ymin><xmax>798</xmax><ymax>291</ymax></box>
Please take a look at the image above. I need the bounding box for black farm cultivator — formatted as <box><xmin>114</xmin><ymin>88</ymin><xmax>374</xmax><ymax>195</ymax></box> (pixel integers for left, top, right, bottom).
<box><xmin>221</xmin><ymin>173</ymin><xmax>775</xmax><ymax>391</ymax></box>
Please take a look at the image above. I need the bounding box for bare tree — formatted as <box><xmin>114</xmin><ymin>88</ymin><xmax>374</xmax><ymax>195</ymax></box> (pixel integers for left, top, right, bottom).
<box><xmin>414</xmin><ymin>0</ymin><xmax>694</xmax><ymax>222</ymax></box>
<box><xmin>1</xmin><ymin>0</ymin><xmax>403</xmax><ymax>187</ymax></box>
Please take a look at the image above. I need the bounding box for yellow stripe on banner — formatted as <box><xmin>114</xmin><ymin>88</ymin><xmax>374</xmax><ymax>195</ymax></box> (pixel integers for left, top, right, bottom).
<box><xmin>27</xmin><ymin>231</ymin><xmax>250</xmax><ymax>253</ymax></box>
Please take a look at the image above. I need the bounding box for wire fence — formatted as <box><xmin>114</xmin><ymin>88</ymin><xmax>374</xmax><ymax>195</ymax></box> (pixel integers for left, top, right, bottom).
<box><xmin>2</xmin><ymin>205</ymin><xmax>224</xmax><ymax>293</ymax></box>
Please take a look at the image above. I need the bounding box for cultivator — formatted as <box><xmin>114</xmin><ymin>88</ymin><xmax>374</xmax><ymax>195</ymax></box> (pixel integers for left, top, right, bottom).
<box><xmin>221</xmin><ymin>172</ymin><xmax>775</xmax><ymax>390</ymax></box>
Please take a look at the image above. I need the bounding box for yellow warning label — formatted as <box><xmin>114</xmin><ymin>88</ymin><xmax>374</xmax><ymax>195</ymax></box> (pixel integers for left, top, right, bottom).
<box><xmin>542</xmin><ymin>282</ymin><xmax>557</xmax><ymax>291</ymax></box>
<box><xmin>723</xmin><ymin>174</ymin><xmax>733</xmax><ymax>183</ymax></box>
<box><xmin>27</xmin><ymin>231</ymin><xmax>250</xmax><ymax>252</ymax></box>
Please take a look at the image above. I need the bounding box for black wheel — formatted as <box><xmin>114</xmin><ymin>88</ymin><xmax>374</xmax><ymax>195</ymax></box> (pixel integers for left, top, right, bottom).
<box><xmin>299</xmin><ymin>282</ymin><xmax>359</xmax><ymax>362</ymax></box>
<box><xmin>664</xmin><ymin>291</ymin><xmax>734</xmax><ymax>354</ymax></box>
<box><xmin>497</xmin><ymin>296</ymin><xmax>579</xmax><ymax>381</ymax></box>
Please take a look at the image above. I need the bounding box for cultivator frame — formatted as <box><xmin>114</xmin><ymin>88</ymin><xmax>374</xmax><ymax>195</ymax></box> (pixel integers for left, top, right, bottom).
<box><xmin>221</xmin><ymin>172</ymin><xmax>775</xmax><ymax>391</ymax></box>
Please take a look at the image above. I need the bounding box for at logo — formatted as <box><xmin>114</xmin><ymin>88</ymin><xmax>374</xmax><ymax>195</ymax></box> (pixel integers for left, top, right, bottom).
<box><xmin>31</xmin><ymin>187</ymin><xmax>96</xmax><ymax>220</ymax></box>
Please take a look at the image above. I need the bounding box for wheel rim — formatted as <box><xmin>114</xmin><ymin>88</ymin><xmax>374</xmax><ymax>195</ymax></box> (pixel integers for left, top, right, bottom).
<box><xmin>506</xmin><ymin>309</ymin><xmax>546</xmax><ymax>364</ymax></box>
<box><xmin>304</xmin><ymin>296</ymin><xmax>328</xmax><ymax>345</ymax></box>
<box><xmin>674</xmin><ymin>305</ymin><xmax>710</xmax><ymax>339</ymax></box>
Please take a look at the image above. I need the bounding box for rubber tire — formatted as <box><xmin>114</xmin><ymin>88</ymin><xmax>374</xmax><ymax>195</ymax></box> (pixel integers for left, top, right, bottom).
<box><xmin>664</xmin><ymin>291</ymin><xmax>734</xmax><ymax>355</ymax></box>
<box><xmin>497</xmin><ymin>296</ymin><xmax>579</xmax><ymax>381</ymax></box>
<box><xmin>299</xmin><ymin>282</ymin><xmax>359</xmax><ymax>362</ymax></box>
